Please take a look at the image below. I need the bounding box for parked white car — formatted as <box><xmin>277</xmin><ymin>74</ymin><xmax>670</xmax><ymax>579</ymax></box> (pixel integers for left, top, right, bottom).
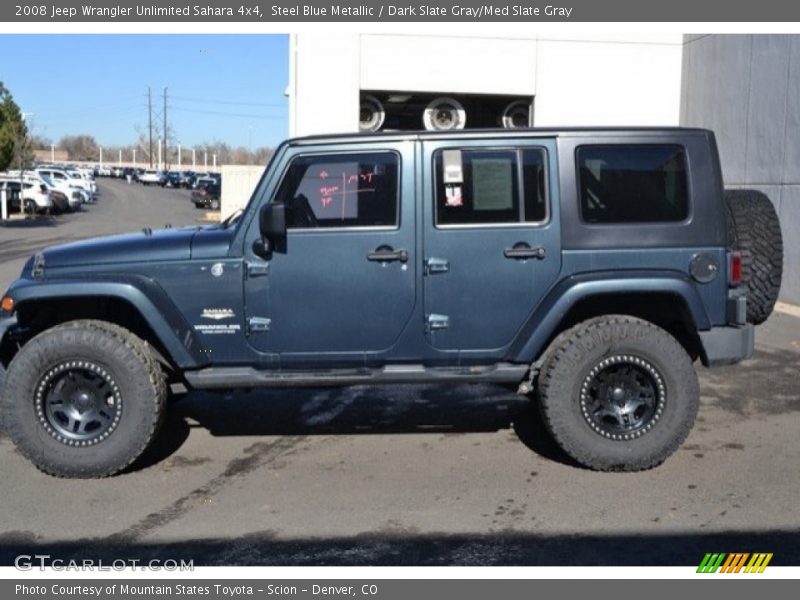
<box><xmin>138</xmin><ymin>170</ymin><xmax>166</xmax><ymax>186</ymax></box>
<box><xmin>35</xmin><ymin>167</ymin><xmax>94</xmax><ymax>203</ymax></box>
<box><xmin>66</xmin><ymin>168</ymin><xmax>97</xmax><ymax>199</ymax></box>
<box><xmin>0</xmin><ymin>173</ymin><xmax>55</xmax><ymax>214</ymax></box>
<box><xmin>31</xmin><ymin>169</ymin><xmax>84</xmax><ymax>209</ymax></box>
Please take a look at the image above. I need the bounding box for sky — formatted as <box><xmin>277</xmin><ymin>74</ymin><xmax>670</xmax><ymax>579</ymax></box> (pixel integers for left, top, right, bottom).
<box><xmin>0</xmin><ymin>34</ymin><xmax>289</xmax><ymax>149</ymax></box>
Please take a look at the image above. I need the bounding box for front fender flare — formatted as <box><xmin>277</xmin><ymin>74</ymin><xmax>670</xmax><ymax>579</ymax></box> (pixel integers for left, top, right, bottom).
<box><xmin>7</xmin><ymin>275</ymin><xmax>203</xmax><ymax>369</ymax></box>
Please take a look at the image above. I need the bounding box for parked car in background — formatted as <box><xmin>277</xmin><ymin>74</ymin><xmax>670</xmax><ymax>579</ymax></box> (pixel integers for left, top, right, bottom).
<box><xmin>165</xmin><ymin>171</ymin><xmax>183</xmax><ymax>188</ymax></box>
<box><xmin>65</xmin><ymin>168</ymin><xmax>97</xmax><ymax>201</ymax></box>
<box><xmin>138</xmin><ymin>170</ymin><xmax>166</xmax><ymax>186</ymax></box>
<box><xmin>35</xmin><ymin>167</ymin><xmax>94</xmax><ymax>203</ymax></box>
<box><xmin>191</xmin><ymin>181</ymin><xmax>221</xmax><ymax>210</ymax></box>
<box><xmin>1</xmin><ymin>174</ymin><xmax>59</xmax><ymax>214</ymax></box>
<box><xmin>190</xmin><ymin>172</ymin><xmax>212</xmax><ymax>188</ymax></box>
<box><xmin>29</xmin><ymin>169</ymin><xmax>83</xmax><ymax>210</ymax></box>
<box><xmin>193</xmin><ymin>175</ymin><xmax>218</xmax><ymax>191</ymax></box>
<box><xmin>111</xmin><ymin>166</ymin><xmax>124</xmax><ymax>178</ymax></box>
<box><xmin>181</xmin><ymin>171</ymin><xmax>197</xmax><ymax>189</ymax></box>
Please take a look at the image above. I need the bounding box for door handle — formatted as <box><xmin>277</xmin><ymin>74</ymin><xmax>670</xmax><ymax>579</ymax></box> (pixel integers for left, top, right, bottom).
<box><xmin>367</xmin><ymin>247</ymin><xmax>409</xmax><ymax>263</ymax></box>
<box><xmin>504</xmin><ymin>244</ymin><xmax>546</xmax><ymax>260</ymax></box>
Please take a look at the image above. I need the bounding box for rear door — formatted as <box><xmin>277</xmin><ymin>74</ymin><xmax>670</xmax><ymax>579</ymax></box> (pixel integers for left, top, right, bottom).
<box><xmin>422</xmin><ymin>137</ymin><xmax>562</xmax><ymax>357</ymax></box>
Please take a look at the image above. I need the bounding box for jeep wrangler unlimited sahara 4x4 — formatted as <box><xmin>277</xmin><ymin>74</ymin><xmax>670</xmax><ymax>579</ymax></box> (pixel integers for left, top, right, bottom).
<box><xmin>0</xmin><ymin>128</ymin><xmax>783</xmax><ymax>477</ymax></box>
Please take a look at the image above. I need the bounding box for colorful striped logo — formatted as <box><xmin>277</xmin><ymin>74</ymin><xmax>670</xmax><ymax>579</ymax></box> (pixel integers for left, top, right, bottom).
<box><xmin>697</xmin><ymin>553</ymin><xmax>773</xmax><ymax>573</ymax></box>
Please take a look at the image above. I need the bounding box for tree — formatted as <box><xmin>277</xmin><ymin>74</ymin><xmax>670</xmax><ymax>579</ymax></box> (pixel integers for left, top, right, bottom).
<box><xmin>58</xmin><ymin>134</ymin><xmax>99</xmax><ymax>161</ymax></box>
<box><xmin>0</xmin><ymin>81</ymin><xmax>33</xmax><ymax>172</ymax></box>
<box><xmin>30</xmin><ymin>134</ymin><xmax>52</xmax><ymax>150</ymax></box>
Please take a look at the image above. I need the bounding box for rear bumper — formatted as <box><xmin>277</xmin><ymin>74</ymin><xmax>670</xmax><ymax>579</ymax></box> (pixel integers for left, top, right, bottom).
<box><xmin>699</xmin><ymin>324</ymin><xmax>754</xmax><ymax>367</ymax></box>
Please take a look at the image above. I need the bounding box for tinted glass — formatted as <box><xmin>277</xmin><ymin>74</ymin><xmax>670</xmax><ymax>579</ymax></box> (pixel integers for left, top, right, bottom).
<box><xmin>277</xmin><ymin>153</ymin><xmax>399</xmax><ymax>229</ymax></box>
<box><xmin>434</xmin><ymin>148</ymin><xmax>547</xmax><ymax>226</ymax></box>
<box><xmin>577</xmin><ymin>145</ymin><xmax>689</xmax><ymax>223</ymax></box>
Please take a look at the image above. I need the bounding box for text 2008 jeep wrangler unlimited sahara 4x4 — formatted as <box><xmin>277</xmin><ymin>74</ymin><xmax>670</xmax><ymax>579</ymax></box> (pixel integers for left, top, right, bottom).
<box><xmin>0</xmin><ymin>128</ymin><xmax>784</xmax><ymax>477</ymax></box>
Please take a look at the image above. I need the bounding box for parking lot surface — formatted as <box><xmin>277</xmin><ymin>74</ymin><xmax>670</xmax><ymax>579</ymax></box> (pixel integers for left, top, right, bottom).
<box><xmin>0</xmin><ymin>179</ymin><xmax>798</xmax><ymax>566</ymax></box>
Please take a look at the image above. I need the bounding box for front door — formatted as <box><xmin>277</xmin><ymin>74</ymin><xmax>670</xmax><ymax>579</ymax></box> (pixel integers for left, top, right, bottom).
<box><xmin>244</xmin><ymin>144</ymin><xmax>416</xmax><ymax>367</ymax></box>
<box><xmin>422</xmin><ymin>138</ymin><xmax>561</xmax><ymax>357</ymax></box>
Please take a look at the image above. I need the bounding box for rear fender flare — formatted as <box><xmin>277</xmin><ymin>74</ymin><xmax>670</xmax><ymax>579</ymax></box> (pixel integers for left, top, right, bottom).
<box><xmin>508</xmin><ymin>271</ymin><xmax>711</xmax><ymax>363</ymax></box>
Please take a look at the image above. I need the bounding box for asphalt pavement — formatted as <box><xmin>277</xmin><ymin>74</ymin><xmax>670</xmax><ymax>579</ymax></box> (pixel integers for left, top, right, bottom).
<box><xmin>0</xmin><ymin>179</ymin><xmax>798</xmax><ymax>566</ymax></box>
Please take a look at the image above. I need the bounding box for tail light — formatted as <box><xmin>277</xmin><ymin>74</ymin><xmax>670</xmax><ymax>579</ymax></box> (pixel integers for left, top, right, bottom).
<box><xmin>728</xmin><ymin>251</ymin><xmax>743</xmax><ymax>286</ymax></box>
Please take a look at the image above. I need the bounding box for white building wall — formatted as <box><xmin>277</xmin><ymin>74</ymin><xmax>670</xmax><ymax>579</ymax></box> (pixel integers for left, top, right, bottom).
<box><xmin>288</xmin><ymin>34</ymin><xmax>360</xmax><ymax>136</ymax></box>
<box><xmin>220</xmin><ymin>164</ymin><xmax>264</xmax><ymax>220</ymax></box>
<box><xmin>359</xmin><ymin>35</ymin><xmax>537</xmax><ymax>96</ymax></box>
<box><xmin>288</xmin><ymin>33</ymin><xmax>683</xmax><ymax>136</ymax></box>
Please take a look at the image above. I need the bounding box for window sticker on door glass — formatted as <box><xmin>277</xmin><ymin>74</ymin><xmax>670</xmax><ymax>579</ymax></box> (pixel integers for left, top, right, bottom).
<box><xmin>445</xmin><ymin>185</ymin><xmax>463</xmax><ymax>207</ymax></box>
<box><xmin>472</xmin><ymin>158</ymin><xmax>513</xmax><ymax>210</ymax></box>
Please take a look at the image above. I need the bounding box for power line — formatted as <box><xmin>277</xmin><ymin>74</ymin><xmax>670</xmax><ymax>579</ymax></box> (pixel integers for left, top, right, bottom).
<box><xmin>169</xmin><ymin>94</ymin><xmax>286</xmax><ymax>108</ymax></box>
<box><xmin>170</xmin><ymin>106</ymin><xmax>286</xmax><ymax>119</ymax></box>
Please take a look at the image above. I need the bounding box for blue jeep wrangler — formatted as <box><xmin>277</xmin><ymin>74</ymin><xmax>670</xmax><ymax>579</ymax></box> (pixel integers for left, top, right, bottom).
<box><xmin>0</xmin><ymin>128</ymin><xmax>783</xmax><ymax>477</ymax></box>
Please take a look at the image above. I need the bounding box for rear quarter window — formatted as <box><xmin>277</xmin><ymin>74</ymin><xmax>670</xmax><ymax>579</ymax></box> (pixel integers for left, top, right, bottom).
<box><xmin>577</xmin><ymin>145</ymin><xmax>689</xmax><ymax>224</ymax></box>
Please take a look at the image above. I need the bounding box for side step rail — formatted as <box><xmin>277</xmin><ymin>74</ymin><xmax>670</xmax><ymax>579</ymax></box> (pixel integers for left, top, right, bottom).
<box><xmin>184</xmin><ymin>363</ymin><xmax>528</xmax><ymax>390</ymax></box>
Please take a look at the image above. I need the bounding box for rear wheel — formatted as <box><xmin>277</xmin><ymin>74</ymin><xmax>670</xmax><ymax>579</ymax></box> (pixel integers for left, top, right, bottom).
<box><xmin>1</xmin><ymin>320</ymin><xmax>166</xmax><ymax>478</ymax></box>
<box><xmin>536</xmin><ymin>315</ymin><xmax>698</xmax><ymax>471</ymax></box>
<box><xmin>210</xmin><ymin>198</ymin><xmax>220</xmax><ymax>210</ymax></box>
<box><xmin>725</xmin><ymin>189</ymin><xmax>783</xmax><ymax>324</ymax></box>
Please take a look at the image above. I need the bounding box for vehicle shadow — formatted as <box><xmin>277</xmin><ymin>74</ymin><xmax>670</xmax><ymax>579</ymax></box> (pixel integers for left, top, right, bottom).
<box><xmin>0</xmin><ymin>215</ymin><xmax>59</xmax><ymax>228</ymax></box>
<box><xmin>131</xmin><ymin>383</ymin><xmax>576</xmax><ymax>472</ymax></box>
<box><xmin>1</xmin><ymin>528</ymin><xmax>798</xmax><ymax>566</ymax></box>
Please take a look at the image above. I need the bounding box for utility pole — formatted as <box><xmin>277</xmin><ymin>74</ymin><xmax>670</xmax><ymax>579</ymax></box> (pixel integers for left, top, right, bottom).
<box><xmin>163</xmin><ymin>87</ymin><xmax>168</xmax><ymax>170</ymax></box>
<box><xmin>192</xmin><ymin>148</ymin><xmax>196</xmax><ymax>170</ymax></box>
<box><xmin>50</xmin><ymin>144</ymin><xmax>54</xmax><ymax>162</ymax></box>
<box><xmin>148</xmin><ymin>87</ymin><xmax>153</xmax><ymax>168</ymax></box>
<box><xmin>99</xmin><ymin>146</ymin><xmax>103</xmax><ymax>168</ymax></box>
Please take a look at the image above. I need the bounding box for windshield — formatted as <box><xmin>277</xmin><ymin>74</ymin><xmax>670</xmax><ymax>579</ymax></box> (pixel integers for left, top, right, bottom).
<box><xmin>221</xmin><ymin>208</ymin><xmax>244</xmax><ymax>229</ymax></box>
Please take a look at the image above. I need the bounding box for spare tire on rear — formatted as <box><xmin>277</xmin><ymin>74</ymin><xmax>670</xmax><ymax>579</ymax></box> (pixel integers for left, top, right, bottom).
<box><xmin>724</xmin><ymin>189</ymin><xmax>783</xmax><ymax>325</ymax></box>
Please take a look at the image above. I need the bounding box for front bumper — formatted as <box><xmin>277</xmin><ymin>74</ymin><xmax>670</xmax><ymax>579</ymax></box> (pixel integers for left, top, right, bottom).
<box><xmin>699</xmin><ymin>324</ymin><xmax>755</xmax><ymax>367</ymax></box>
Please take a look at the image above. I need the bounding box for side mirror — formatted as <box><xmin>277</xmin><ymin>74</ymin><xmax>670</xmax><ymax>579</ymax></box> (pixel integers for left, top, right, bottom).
<box><xmin>259</xmin><ymin>202</ymin><xmax>287</xmax><ymax>239</ymax></box>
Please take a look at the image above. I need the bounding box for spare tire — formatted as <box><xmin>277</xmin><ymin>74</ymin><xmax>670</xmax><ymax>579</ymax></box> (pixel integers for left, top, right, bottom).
<box><xmin>724</xmin><ymin>189</ymin><xmax>783</xmax><ymax>325</ymax></box>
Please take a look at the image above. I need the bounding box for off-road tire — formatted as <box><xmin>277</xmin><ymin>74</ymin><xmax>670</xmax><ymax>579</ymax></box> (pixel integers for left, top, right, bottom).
<box><xmin>537</xmin><ymin>315</ymin><xmax>699</xmax><ymax>471</ymax></box>
<box><xmin>725</xmin><ymin>189</ymin><xmax>783</xmax><ymax>325</ymax></box>
<box><xmin>1</xmin><ymin>320</ymin><xmax>166</xmax><ymax>478</ymax></box>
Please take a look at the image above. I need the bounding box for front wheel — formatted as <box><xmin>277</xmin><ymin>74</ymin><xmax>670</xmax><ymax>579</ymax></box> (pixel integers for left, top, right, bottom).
<box><xmin>1</xmin><ymin>320</ymin><xmax>166</xmax><ymax>478</ymax></box>
<box><xmin>209</xmin><ymin>198</ymin><xmax>220</xmax><ymax>210</ymax></box>
<box><xmin>536</xmin><ymin>315</ymin><xmax>698</xmax><ymax>471</ymax></box>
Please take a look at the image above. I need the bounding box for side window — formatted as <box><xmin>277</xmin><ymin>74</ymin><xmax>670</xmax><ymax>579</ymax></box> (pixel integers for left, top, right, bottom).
<box><xmin>434</xmin><ymin>148</ymin><xmax>547</xmax><ymax>226</ymax></box>
<box><xmin>275</xmin><ymin>152</ymin><xmax>399</xmax><ymax>229</ymax></box>
<box><xmin>577</xmin><ymin>145</ymin><xmax>689</xmax><ymax>223</ymax></box>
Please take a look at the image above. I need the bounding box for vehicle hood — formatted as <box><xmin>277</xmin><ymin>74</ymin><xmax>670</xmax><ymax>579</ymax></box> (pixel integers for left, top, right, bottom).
<box><xmin>40</xmin><ymin>227</ymin><xmax>200</xmax><ymax>268</ymax></box>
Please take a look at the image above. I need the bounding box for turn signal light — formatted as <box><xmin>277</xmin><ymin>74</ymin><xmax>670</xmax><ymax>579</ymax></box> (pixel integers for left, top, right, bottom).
<box><xmin>1</xmin><ymin>296</ymin><xmax>14</xmax><ymax>312</ymax></box>
<box><xmin>729</xmin><ymin>252</ymin><xmax>743</xmax><ymax>286</ymax></box>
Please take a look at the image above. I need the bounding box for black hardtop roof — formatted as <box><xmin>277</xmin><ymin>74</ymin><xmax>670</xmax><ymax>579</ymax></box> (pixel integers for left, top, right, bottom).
<box><xmin>287</xmin><ymin>127</ymin><xmax>713</xmax><ymax>146</ymax></box>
